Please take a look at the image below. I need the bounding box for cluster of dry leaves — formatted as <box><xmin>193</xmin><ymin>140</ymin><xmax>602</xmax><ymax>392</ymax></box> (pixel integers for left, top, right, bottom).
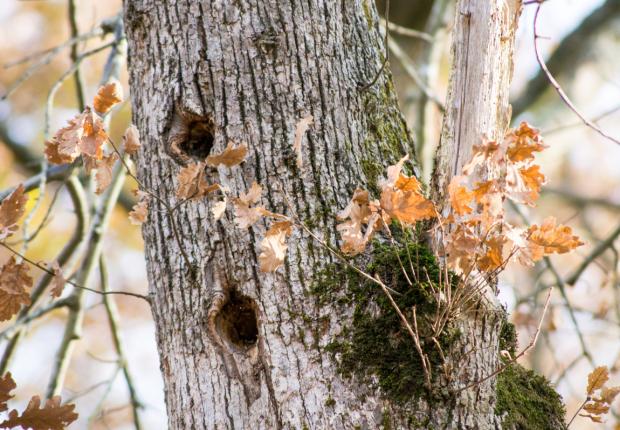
<box><xmin>579</xmin><ymin>366</ymin><xmax>620</xmax><ymax>423</ymax></box>
<box><xmin>0</xmin><ymin>372</ymin><xmax>77</xmax><ymax>429</ymax></box>
<box><xmin>337</xmin><ymin>122</ymin><xmax>583</xmax><ymax>276</ymax></box>
<box><xmin>44</xmin><ymin>81</ymin><xmax>140</xmax><ymax>195</ymax></box>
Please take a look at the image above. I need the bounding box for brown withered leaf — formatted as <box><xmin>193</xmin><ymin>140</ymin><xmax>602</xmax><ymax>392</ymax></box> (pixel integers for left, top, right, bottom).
<box><xmin>129</xmin><ymin>191</ymin><xmax>150</xmax><ymax>225</ymax></box>
<box><xmin>176</xmin><ymin>162</ymin><xmax>219</xmax><ymax>200</ymax></box>
<box><xmin>506</xmin><ymin>122</ymin><xmax>547</xmax><ymax>163</ymax></box>
<box><xmin>122</xmin><ymin>124</ymin><xmax>141</xmax><ymax>155</ymax></box>
<box><xmin>528</xmin><ymin>217</ymin><xmax>584</xmax><ymax>255</ymax></box>
<box><xmin>49</xmin><ymin>262</ymin><xmax>65</xmax><ymax>298</ymax></box>
<box><xmin>293</xmin><ymin>115</ymin><xmax>313</xmax><ymax>168</ymax></box>
<box><xmin>0</xmin><ymin>373</ymin><xmax>16</xmax><ymax>413</ymax></box>
<box><xmin>587</xmin><ymin>366</ymin><xmax>610</xmax><ymax>396</ymax></box>
<box><xmin>448</xmin><ymin>177</ymin><xmax>474</xmax><ymax>215</ymax></box>
<box><xmin>0</xmin><ymin>395</ymin><xmax>78</xmax><ymax>430</ymax></box>
<box><xmin>93</xmin><ymin>80</ymin><xmax>123</xmax><ymax>114</ymax></box>
<box><xmin>383</xmin><ymin>155</ymin><xmax>409</xmax><ymax>188</ymax></box>
<box><xmin>462</xmin><ymin>139</ymin><xmax>502</xmax><ymax>175</ymax></box>
<box><xmin>0</xmin><ymin>257</ymin><xmax>32</xmax><ymax>322</ymax></box>
<box><xmin>583</xmin><ymin>402</ymin><xmax>610</xmax><ymax>415</ymax></box>
<box><xmin>336</xmin><ymin>188</ymin><xmax>381</xmax><ymax>255</ymax></box>
<box><xmin>580</xmin><ymin>414</ymin><xmax>603</xmax><ymax>423</ymax></box>
<box><xmin>259</xmin><ymin>221</ymin><xmax>293</xmax><ymax>272</ymax></box>
<box><xmin>601</xmin><ymin>386</ymin><xmax>620</xmax><ymax>404</ymax></box>
<box><xmin>212</xmin><ymin>199</ymin><xmax>227</xmax><ymax>221</ymax></box>
<box><xmin>94</xmin><ymin>153</ymin><xmax>119</xmax><ymax>195</ymax></box>
<box><xmin>45</xmin><ymin>107</ymin><xmax>107</xmax><ymax>164</ymax></box>
<box><xmin>506</xmin><ymin>164</ymin><xmax>546</xmax><ymax>206</ymax></box>
<box><xmin>233</xmin><ymin>182</ymin><xmax>264</xmax><ymax>228</ymax></box>
<box><xmin>477</xmin><ymin>236</ymin><xmax>506</xmax><ymax>272</ymax></box>
<box><xmin>0</xmin><ymin>184</ymin><xmax>27</xmax><ymax>240</ymax></box>
<box><xmin>206</xmin><ymin>142</ymin><xmax>248</xmax><ymax>168</ymax></box>
<box><xmin>380</xmin><ymin>188</ymin><xmax>435</xmax><ymax>225</ymax></box>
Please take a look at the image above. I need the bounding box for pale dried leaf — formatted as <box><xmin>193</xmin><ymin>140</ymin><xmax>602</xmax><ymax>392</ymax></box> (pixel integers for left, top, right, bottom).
<box><xmin>293</xmin><ymin>115</ymin><xmax>313</xmax><ymax>168</ymax></box>
<box><xmin>206</xmin><ymin>142</ymin><xmax>248</xmax><ymax>167</ymax></box>
<box><xmin>0</xmin><ymin>184</ymin><xmax>27</xmax><ymax>240</ymax></box>
<box><xmin>94</xmin><ymin>153</ymin><xmax>119</xmax><ymax>195</ymax></box>
<box><xmin>93</xmin><ymin>80</ymin><xmax>123</xmax><ymax>114</ymax></box>
<box><xmin>49</xmin><ymin>262</ymin><xmax>65</xmax><ymax>298</ymax></box>
<box><xmin>259</xmin><ymin>224</ymin><xmax>292</xmax><ymax>272</ymax></box>
<box><xmin>0</xmin><ymin>257</ymin><xmax>32</xmax><ymax>322</ymax></box>
<box><xmin>122</xmin><ymin>125</ymin><xmax>141</xmax><ymax>155</ymax></box>
<box><xmin>129</xmin><ymin>191</ymin><xmax>150</xmax><ymax>225</ymax></box>
<box><xmin>587</xmin><ymin>366</ymin><xmax>610</xmax><ymax>395</ymax></box>
<box><xmin>212</xmin><ymin>199</ymin><xmax>227</xmax><ymax>221</ymax></box>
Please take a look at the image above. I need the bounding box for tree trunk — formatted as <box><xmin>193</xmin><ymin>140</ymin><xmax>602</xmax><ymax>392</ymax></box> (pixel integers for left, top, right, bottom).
<box><xmin>124</xmin><ymin>0</ymin><xmax>524</xmax><ymax>428</ymax></box>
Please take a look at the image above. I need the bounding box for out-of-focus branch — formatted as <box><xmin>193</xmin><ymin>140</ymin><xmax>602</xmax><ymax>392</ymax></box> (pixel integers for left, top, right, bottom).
<box><xmin>0</xmin><ymin>175</ymin><xmax>88</xmax><ymax>374</ymax></box>
<box><xmin>542</xmin><ymin>187</ymin><xmax>620</xmax><ymax>212</ymax></box>
<box><xmin>512</xmin><ymin>0</ymin><xmax>620</xmax><ymax>117</ymax></box>
<box><xmin>529</xmin><ymin>2</ymin><xmax>620</xmax><ymax>146</ymax></box>
<box><xmin>381</xmin><ymin>19</ymin><xmax>433</xmax><ymax>42</ymax></box>
<box><xmin>566</xmin><ymin>222</ymin><xmax>620</xmax><ymax>286</ymax></box>
<box><xmin>100</xmin><ymin>256</ymin><xmax>143</xmax><ymax>430</ymax></box>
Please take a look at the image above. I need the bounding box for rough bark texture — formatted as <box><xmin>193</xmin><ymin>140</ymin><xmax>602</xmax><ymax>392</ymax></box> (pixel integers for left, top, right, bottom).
<box><xmin>124</xmin><ymin>0</ymin><xmax>522</xmax><ymax>428</ymax></box>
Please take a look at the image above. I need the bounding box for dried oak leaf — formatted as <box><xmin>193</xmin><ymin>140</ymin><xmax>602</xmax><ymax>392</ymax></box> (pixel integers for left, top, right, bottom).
<box><xmin>176</xmin><ymin>162</ymin><xmax>218</xmax><ymax>200</ymax></box>
<box><xmin>462</xmin><ymin>139</ymin><xmax>502</xmax><ymax>175</ymax></box>
<box><xmin>477</xmin><ymin>236</ymin><xmax>506</xmax><ymax>272</ymax></box>
<box><xmin>336</xmin><ymin>189</ymin><xmax>379</xmax><ymax>255</ymax></box>
<box><xmin>448</xmin><ymin>176</ymin><xmax>474</xmax><ymax>215</ymax></box>
<box><xmin>206</xmin><ymin>142</ymin><xmax>248</xmax><ymax>168</ymax></box>
<box><xmin>233</xmin><ymin>182</ymin><xmax>264</xmax><ymax>228</ymax></box>
<box><xmin>122</xmin><ymin>124</ymin><xmax>141</xmax><ymax>155</ymax></box>
<box><xmin>506</xmin><ymin>164</ymin><xmax>546</xmax><ymax>206</ymax></box>
<box><xmin>583</xmin><ymin>402</ymin><xmax>610</xmax><ymax>415</ymax></box>
<box><xmin>129</xmin><ymin>190</ymin><xmax>150</xmax><ymax>225</ymax></box>
<box><xmin>0</xmin><ymin>184</ymin><xmax>27</xmax><ymax>240</ymax></box>
<box><xmin>528</xmin><ymin>217</ymin><xmax>584</xmax><ymax>255</ymax></box>
<box><xmin>0</xmin><ymin>373</ymin><xmax>16</xmax><ymax>413</ymax></box>
<box><xmin>212</xmin><ymin>199</ymin><xmax>227</xmax><ymax>221</ymax></box>
<box><xmin>93</xmin><ymin>80</ymin><xmax>123</xmax><ymax>115</ymax></box>
<box><xmin>587</xmin><ymin>366</ymin><xmax>610</xmax><ymax>396</ymax></box>
<box><xmin>601</xmin><ymin>386</ymin><xmax>620</xmax><ymax>404</ymax></box>
<box><xmin>259</xmin><ymin>221</ymin><xmax>293</xmax><ymax>272</ymax></box>
<box><xmin>0</xmin><ymin>257</ymin><xmax>32</xmax><ymax>322</ymax></box>
<box><xmin>0</xmin><ymin>395</ymin><xmax>78</xmax><ymax>430</ymax></box>
<box><xmin>506</xmin><ymin>122</ymin><xmax>547</xmax><ymax>163</ymax></box>
<box><xmin>293</xmin><ymin>115</ymin><xmax>313</xmax><ymax>168</ymax></box>
<box><xmin>49</xmin><ymin>262</ymin><xmax>65</xmax><ymax>298</ymax></box>
<box><xmin>94</xmin><ymin>153</ymin><xmax>119</xmax><ymax>195</ymax></box>
<box><xmin>44</xmin><ymin>107</ymin><xmax>107</xmax><ymax>165</ymax></box>
<box><xmin>380</xmin><ymin>187</ymin><xmax>435</xmax><ymax>225</ymax></box>
<box><xmin>580</xmin><ymin>414</ymin><xmax>604</xmax><ymax>423</ymax></box>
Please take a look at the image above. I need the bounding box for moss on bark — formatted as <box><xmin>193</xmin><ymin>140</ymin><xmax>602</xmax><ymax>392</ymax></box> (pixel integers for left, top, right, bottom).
<box><xmin>496</xmin><ymin>319</ymin><xmax>567</xmax><ymax>429</ymax></box>
<box><xmin>313</xmin><ymin>234</ymin><xmax>459</xmax><ymax>404</ymax></box>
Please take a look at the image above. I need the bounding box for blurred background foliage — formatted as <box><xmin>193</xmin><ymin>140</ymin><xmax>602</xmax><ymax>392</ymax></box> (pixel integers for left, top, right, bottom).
<box><xmin>0</xmin><ymin>0</ymin><xmax>619</xmax><ymax>428</ymax></box>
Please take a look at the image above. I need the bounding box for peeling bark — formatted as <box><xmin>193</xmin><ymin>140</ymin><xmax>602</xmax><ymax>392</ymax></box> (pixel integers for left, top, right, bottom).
<box><xmin>124</xmin><ymin>0</ymin><xmax>522</xmax><ymax>428</ymax></box>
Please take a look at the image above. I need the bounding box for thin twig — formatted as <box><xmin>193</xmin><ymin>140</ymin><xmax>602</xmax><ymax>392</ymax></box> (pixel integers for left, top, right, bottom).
<box><xmin>455</xmin><ymin>286</ymin><xmax>553</xmax><ymax>393</ymax></box>
<box><xmin>359</xmin><ymin>0</ymin><xmax>390</xmax><ymax>91</ymax></box>
<box><xmin>532</xmin><ymin>2</ymin><xmax>620</xmax><ymax>145</ymax></box>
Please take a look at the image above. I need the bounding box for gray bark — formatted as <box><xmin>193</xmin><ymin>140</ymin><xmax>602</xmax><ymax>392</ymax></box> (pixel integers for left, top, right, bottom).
<box><xmin>123</xmin><ymin>0</ymin><xmax>521</xmax><ymax>428</ymax></box>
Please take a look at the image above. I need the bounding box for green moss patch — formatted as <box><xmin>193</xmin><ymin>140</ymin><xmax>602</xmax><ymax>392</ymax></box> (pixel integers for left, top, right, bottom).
<box><xmin>496</xmin><ymin>363</ymin><xmax>567</xmax><ymax>429</ymax></box>
<box><xmin>314</xmin><ymin>238</ymin><xmax>459</xmax><ymax>403</ymax></box>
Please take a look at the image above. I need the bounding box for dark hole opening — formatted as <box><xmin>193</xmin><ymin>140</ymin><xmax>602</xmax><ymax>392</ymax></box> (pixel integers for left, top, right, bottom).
<box><xmin>180</xmin><ymin>120</ymin><xmax>214</xmax><ymax>160</ymax></box>
<box><xmin>216</xmin><ymin>291</ymin><xmax>259</xmax><ymax>348</ymax></box>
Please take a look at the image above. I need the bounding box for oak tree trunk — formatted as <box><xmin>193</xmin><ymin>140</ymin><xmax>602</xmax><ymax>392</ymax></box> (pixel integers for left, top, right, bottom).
<box><xmin>124</xmin><ymin>0</ymin><xmax>522</xmax><ymax>428</ymax></box>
